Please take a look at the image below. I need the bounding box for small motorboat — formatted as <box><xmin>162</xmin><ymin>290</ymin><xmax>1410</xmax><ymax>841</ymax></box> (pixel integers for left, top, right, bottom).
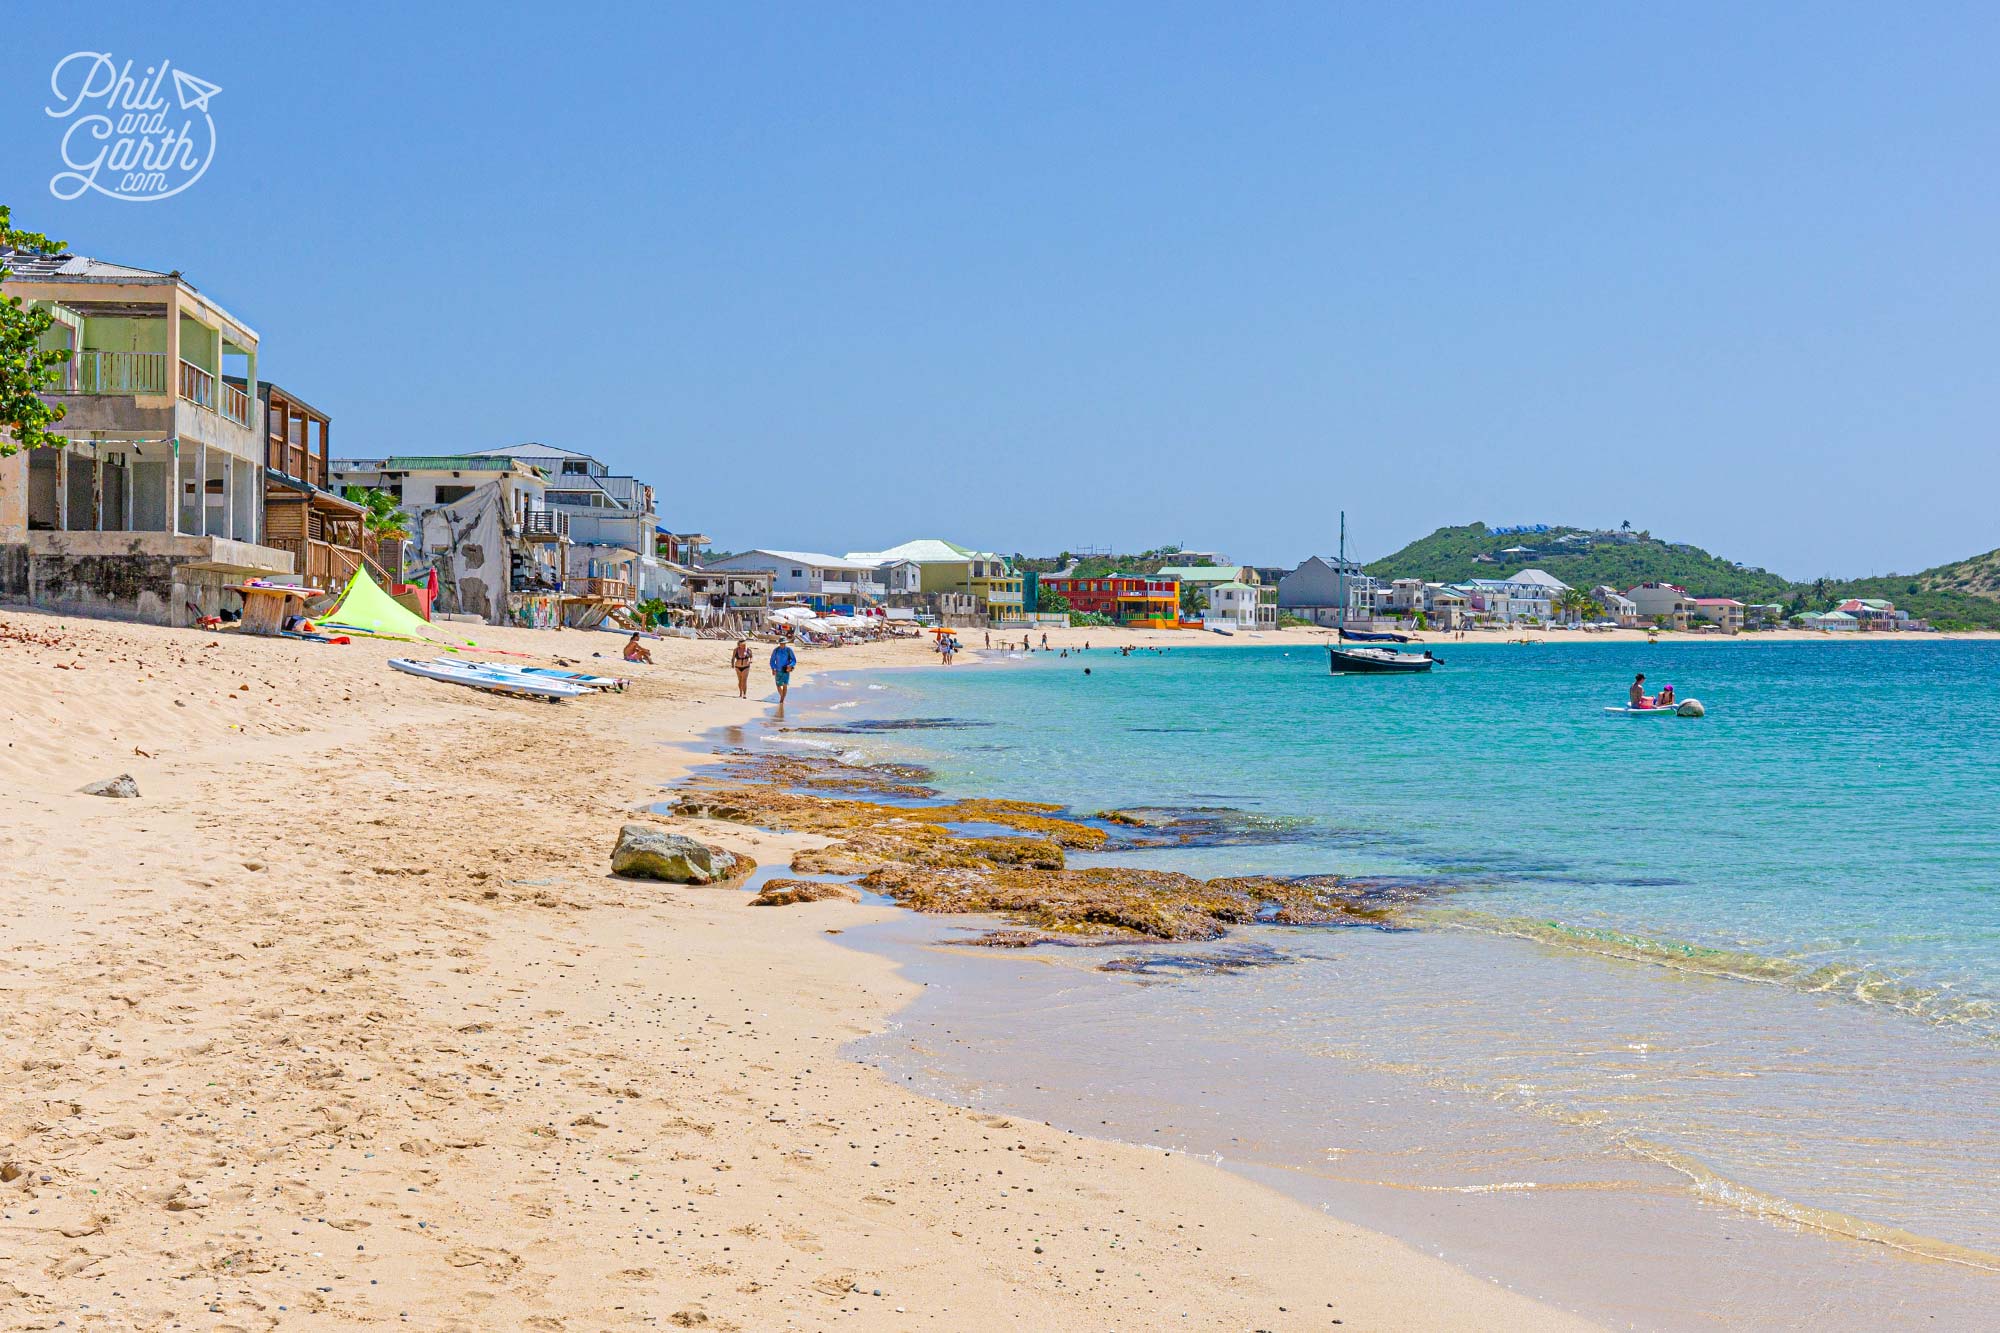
<box><xmin>1329</xmin><ymin>645</ymin><xmax>1437</xmax><ymax>674</ymax></box>
<box><xmin>1337</xmin><ymin>626</ymin><xmax>1413</xmax><ymax>643</ymax></box>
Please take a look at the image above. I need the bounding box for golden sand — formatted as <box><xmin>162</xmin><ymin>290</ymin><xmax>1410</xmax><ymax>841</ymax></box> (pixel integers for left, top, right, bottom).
<box><xmin>0</xmin><ymin>609</ymin><xmax>1600</xmax><ymax>1329</ymax></box>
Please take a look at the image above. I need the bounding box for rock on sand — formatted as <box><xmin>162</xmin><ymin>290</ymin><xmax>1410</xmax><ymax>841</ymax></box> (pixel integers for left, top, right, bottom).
<box><xmin>610</xmin><ymin>824</ymin><xmax>742</xmax><ymax>884</ymax></box>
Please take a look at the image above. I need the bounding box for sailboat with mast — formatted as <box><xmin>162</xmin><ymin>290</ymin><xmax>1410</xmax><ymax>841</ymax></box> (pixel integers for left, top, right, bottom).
<box><xmin>1326</xmin><ymin>511</ymin><xmax>1439</xmax><ymax>673</ymax></box>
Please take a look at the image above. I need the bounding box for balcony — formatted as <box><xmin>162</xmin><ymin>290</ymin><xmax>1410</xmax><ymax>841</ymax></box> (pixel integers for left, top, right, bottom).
<box><xmin>178</xmin><ymin>358</ymin><xmax>215</xmax><ymax>411</ymax></box>
<box><xmin>568</xmin><ymin>576</ymin><xmax>634</xmax><ymax>602</ymax></box>
<box><xmin>221</xmin><ymin>379</ymin><xmax>253</xmax><ymax>427</ymax></box>
<box><xmin>522</xmin><ymin>509</ymin><xmax>570</xmax><ymax>541</ymax></box>
<box><xmin>267</xmin><ymin>438</ymin><xmax>329</xmax><ymax>489</ymax></box>
<box><xmin>814</xmin><ymin>578</ymin><xmax>887</xmax><ymax>597</ymax></box>
<box><xmin>61</xmin><ymin>349</ymin><xmax>170</xmax><ymax>395</ymax></box>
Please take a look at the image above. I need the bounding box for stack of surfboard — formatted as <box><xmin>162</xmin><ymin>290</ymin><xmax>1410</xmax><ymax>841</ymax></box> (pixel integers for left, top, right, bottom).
<box><xmin>389</xmin><ymin>658</ymin><xmax>625</xmax><ymax>700</ymax></box>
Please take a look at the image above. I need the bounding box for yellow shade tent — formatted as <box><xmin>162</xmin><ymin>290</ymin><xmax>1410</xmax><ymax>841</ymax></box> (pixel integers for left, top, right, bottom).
<box><xmin>319</xmin><ymin>567</ymin><xmax>472</xmax><ymax>643</ymax></box>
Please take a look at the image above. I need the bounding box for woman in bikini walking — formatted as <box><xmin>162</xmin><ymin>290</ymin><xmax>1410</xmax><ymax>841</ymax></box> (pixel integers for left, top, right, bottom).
<box><xmin>731</xmin><ymin>638</ymin><xmax>753</xmax><ymax>699</ymax></box>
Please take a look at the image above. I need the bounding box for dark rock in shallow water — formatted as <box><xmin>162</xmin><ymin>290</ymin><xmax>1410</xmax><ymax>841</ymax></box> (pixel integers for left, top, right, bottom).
<box><xmin>788</xmin><ymin>717</ymin><xmax>994</xmax><ymax>734</ymax></box>
<box><xmin>1099</xmin><ymin>942</ymin><xmax>1296</xmax><ymax>977</ymax></box>
<box><xmin>1093</xmin><ymin>805</ymin><xmax>1316</xmax><ymax>849</ymax></box>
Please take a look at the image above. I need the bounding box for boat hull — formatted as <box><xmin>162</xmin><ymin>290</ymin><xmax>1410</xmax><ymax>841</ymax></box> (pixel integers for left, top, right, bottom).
<box><xmin>1329</xmin><ymin>647</ymin><xmax>1435</xmax><ymax>674</ymax></box>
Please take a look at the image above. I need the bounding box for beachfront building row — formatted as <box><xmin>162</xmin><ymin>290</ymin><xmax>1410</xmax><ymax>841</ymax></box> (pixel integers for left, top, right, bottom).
<box><xmin>327</xmin><ymin>441</ymin><xmax>717</xmax><ymax>629</ymax></box>
<box><xmin>1201</xmin><ymin>580</ymin><xmax>1278</xmax><ymax>631</ymax></box>
<box><xmin>702</xmin><ymin>549</ymin><xmax>914</xmax><ymax>612</ymax></box>
<box><xmin>843</xmin><ymin>539</ymin><xmax>1027</xmax><ymax>624</ymax></box>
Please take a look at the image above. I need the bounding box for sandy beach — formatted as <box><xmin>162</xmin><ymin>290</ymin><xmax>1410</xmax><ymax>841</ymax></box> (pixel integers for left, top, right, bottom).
<box><xmin>0</xmin><ymin>607</ymin><xmax>1604</xmax><ymax>1332</ymax></box>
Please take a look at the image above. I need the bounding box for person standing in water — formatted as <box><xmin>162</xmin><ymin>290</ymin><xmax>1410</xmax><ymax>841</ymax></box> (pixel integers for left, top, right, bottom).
<box><xmin>769</xmin><ymin>640</ymin><xmax>798</xmax><ymax>706</ymax></box>
<box><xmin>730</xmin><ymin>638</ymin><xmax>753</xmax><ymax>699</ymax></box>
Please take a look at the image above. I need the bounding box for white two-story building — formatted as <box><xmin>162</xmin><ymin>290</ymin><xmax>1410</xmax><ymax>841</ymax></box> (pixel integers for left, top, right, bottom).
<box><xmin>704</xmin><ymin>548</ymin><xmax>889</xmax><ymax>609</ymax></box>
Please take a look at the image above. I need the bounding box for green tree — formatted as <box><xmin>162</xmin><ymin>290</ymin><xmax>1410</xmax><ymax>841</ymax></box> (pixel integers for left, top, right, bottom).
<box><xmin>1036</xmin><ymin>588</ymin><xmax>1071</xmax><ymax>615</ymax></box>
<box><xmin>1179</xmin><ymin>582</ymin><xmax>1205</xmax><ymax>619</ymax></box>
<box><xmin>1553</xmin><ymin>588</ymin><xmax>1602</xmax><ymax>624</ymax></box>
<box><xmin>1</xmin><ymin>205</ymin><xmax>73</xmax><ymax>455</ymax></box>
<box><xmin>633</xmin><ymin>596</ymin><xmax>671</xmax><ymax>629</ymax></box>
<box><xmin>342</xmin><ymin>485</ymin><xmax>411</xmax><ymax>540</ymax></box>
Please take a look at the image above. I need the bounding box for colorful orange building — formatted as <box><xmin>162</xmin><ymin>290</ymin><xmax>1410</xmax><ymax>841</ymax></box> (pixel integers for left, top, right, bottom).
<box><xmin>1040</xmin><ymin>574</ymin><xmax>1180</xmax><ymax>625</ymax></box>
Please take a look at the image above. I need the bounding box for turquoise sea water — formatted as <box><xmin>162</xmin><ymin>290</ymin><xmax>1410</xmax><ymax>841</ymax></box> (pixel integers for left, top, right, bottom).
<box><xmin>842</xmin><ymin>641</ymin><xmax>2000</xmax><ymax>1021</ymax></box>
<box><xmin>788</xmin><ymin>640</ymin><xmax>2000</xmax><ymax>1325</ymax></box>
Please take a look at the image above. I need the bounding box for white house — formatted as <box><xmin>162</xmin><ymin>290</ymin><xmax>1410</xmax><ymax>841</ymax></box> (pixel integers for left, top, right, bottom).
<box><xmin>1202</xmin><ymin>580</ymin><xmax>1263</xmax><ymax>630</ymax></box>
<box><xmin>1455</xmin><ymin>569</ymin><xmax>1568</xmax><ymax>624</ymax></box>
<box><xmin>704</xmin><ymin>549</ymin><xmax>888</xmax><ymax>606</ymax></box>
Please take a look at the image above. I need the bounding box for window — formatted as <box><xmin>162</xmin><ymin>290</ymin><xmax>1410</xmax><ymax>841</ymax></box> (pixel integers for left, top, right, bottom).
<box><xmin>434</xmin><ymin>485</ymin><xmax>474</xmax><ymax>505</ymax></box>
<box><xmin>790</xmin><ymin>568</ymin><xmax>803</xmax><ymax>578</ymax></box>
<box><xmin>562</xmin><ymin>460</ymin><xmax>589</xmax><ymax>475</ymax></box>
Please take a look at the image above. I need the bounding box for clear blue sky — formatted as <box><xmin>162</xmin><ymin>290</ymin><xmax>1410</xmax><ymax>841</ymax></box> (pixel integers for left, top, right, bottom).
<box><xmin>7</xmin><ymin>3</ymin><xmax>1995</xmax><ymax>575</ymax></box>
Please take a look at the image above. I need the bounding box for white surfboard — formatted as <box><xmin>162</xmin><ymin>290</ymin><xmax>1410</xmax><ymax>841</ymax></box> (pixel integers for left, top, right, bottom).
<box><xmin>390</xmin><ymin>657</ymin><xmax>588</xmax><ymax>699</ymax></box>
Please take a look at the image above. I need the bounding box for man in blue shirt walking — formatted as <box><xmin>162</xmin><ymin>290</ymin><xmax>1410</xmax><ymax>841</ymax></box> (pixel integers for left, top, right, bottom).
<box><xmin>769</xmin><ymin>641</ymin><xmax>798</xmax><ymax>706</ymax></box>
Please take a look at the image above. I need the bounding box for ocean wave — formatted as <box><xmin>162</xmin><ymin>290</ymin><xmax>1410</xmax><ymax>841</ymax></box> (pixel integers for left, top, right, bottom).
<box><xmin>1424</xmin><ymin>909</ymin><xmax>2000</xmax><ymax>1036</ymax></box>
<box><xmin>1625</xmin><ymin>1137</ymin><xmax>2000</xmax><ymax>1271</ymax></box>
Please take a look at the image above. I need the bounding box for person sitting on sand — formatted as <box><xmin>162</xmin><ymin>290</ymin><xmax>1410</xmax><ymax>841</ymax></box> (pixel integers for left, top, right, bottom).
<box><xmin>730</xmin><ymin>638</ymin><xmax>753</xmax><ymax>698</ymax></box>
<box><xmin>624</xmin><ymin>633</ymin><xmax>654</xmax><ymax>665</ymax></box>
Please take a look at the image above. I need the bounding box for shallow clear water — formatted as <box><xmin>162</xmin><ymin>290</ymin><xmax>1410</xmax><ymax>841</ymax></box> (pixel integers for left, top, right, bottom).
<box><xmin>786</xmin><ymin>641</ymin><xmax>2000</xmax><ymax>1325</ymax></box>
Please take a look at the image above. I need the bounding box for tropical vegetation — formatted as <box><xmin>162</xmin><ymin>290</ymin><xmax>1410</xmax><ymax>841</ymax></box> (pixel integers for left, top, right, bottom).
<box><xmin>0</xmin><ymin>205</ymin><xmax>72</xmax><ymax>456</ymax></box>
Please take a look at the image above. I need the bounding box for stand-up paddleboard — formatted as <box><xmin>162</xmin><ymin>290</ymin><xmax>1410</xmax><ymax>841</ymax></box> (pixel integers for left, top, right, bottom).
<box><xmin>390</xmin><ymin>657</ymin><xmax>588</xmax><ymax>699</ymax></box>
<box><xmin>427</xmin><ymin>659</ymin><xmax>626</xmax><ymax>692</ymax></box>
<box><xmin>1605</xmin><ymin>705</ymin><xmax>1677</xmax><ymax>716</ymax></box>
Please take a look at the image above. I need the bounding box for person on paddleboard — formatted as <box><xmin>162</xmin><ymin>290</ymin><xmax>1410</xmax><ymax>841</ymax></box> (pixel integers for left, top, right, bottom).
<box><xmin>1630</xmin><ymin>673</ymin><xmax>1653</xmax><ymax>708</ymax></box>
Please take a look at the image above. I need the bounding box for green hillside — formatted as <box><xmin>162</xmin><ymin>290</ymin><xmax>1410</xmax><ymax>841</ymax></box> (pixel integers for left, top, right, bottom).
<box><xmin>1816</xmin><ymin>545</ymin><xmax>2000</xmax><ymax>630</ymax></box>
<box><xmin>1365</xmin><ymin>524</ymin><xmax>2000</xmax><ymax>629</ymax></box>
<box><xmin>1010</xmin><ymin>548</ymin><xmax>1213</xmax><ymax>579</ymax></box>
<box><xmin>1913</xmin><ymin>546</ymin><xmax>2000</xmax><ymax>601</ymax></box>
<box><xmin>1365</xmin><ymin>524</ymin><xmax>1794</xmax><ymax>601</ymax></box>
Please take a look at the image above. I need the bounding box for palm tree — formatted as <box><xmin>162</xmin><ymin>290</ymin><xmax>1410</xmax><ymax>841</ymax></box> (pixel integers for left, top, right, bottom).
<box><xmin>343</xmin><ymin>486</ymin><xmax>410</xmax><ymax>541</ymax></box>
<box><xmin>633</xmin><ymin>596</ymin><xmax>671</xmax><ymax>629</ymax></box>
<box><xmin>1554</xmin><ymin>588</ymin><xmax>1601</xmax><ymax>625</ymax></box>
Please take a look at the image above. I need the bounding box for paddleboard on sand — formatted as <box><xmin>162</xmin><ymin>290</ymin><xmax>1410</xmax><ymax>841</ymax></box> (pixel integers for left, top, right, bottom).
<box><xmin>390</xmin><ymin>657</ymin><xmax>588</xmax><ymax>699</ymax></box>
<box><xmin>428</xmin><ymin>659</ymin><xmax>627</xmax><ymax>692</ymax></box>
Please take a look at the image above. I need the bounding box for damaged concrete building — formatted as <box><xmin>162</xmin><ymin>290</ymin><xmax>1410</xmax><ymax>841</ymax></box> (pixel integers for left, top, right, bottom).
<box><xmin>1</xmin><ymin>247</ymin><xmax>296</xmax><ymax>624</ymax></box>
<box><xmin>328</xmin><ymin>454</ymin><xmax>569</xmax><ymax>626</ymax></box>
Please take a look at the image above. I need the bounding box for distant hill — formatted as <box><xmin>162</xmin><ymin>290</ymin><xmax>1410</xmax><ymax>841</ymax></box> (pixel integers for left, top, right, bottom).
<box><xmin>1365</xmin><ymin>524</ymin><xmax>2000</xmax><ymax>630</ymax></box>
<box><xmin>1816</xmin><ymin>546</ymin><xmax>2000</xmax><ymax>631</ymax></box>
<box><xmin>1912</xmin><ymin>546</ymin><xmax>2000</xmax><ymax>601</ymax></box>
<box><xmin>1011</xmin><ymin>548</ymin><xmax>1214</xmax><ymax>579</ymax></box>
<box><xmin>1364</xmin><ymin>524</ymin><xmax>1794</xmax><ymax>601</ymax></box>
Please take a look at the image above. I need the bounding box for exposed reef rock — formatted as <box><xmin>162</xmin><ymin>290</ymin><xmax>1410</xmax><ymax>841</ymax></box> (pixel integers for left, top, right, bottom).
<box><xmin>750</xmin><ymin>879</ymin><xmax>863</xmax><ymax>907</ymax></box>
<box><xmin>682</xmin><ymin>751</ymin><xmax>1436</xmax><ymax>944</ymax></box>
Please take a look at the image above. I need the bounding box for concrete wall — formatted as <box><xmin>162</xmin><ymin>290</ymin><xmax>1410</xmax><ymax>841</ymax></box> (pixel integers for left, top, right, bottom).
<box><xmin>12</xmin><ymin>532</ymin><xmax>291</xmax><ymax>626</ymax></box>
